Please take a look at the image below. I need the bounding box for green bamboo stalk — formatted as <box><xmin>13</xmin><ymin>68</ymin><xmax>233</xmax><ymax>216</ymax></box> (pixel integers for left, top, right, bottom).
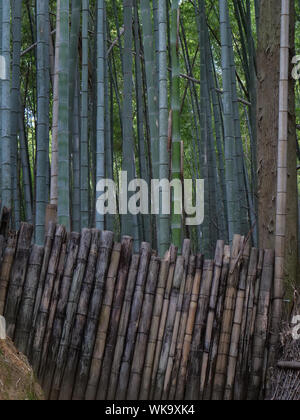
<box><xmin>72</xmin><ymin>73</ymin><xmax>81</xmax><ymax>232</ymax></box>
<box><xmin>58</xmin><ymin>0</ymin><xmax>70</xmax><ymax>230</ymax></box>
<box><xmin>1</xmin><ymin>0</ymin><xmax>11</xmax><ymax>209</ymax></box>
<box><xmin>80</xmin><ymin>0</ymin><xmax>89</xmax><ymax>228</ymax></box>
<box><xmin>170</xmin><ymin>0</ymin><xmax>182</xmax><ymax>250</ymax></box>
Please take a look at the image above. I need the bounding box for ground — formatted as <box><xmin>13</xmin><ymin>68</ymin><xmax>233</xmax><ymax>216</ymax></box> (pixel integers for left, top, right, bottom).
<box><xmin>0</xmin><ymin>339</ymin><xmax>44</xmax><ymax>401</ymax></box>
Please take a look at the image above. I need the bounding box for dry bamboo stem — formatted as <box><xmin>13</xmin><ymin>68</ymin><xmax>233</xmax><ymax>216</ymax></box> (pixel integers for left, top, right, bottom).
<box><xmin>277</xmin><ymin>362</ymin><xmax>300</xmax><ymax>370</ymax></box>
<box><xmin>150</xmin><ymin>245</ymin><xmax>177</xmax><ymax>400</ymax></box>
<box><xmin>127</xmin><ymin>257</ymin><xmax>161</xmax><ymax>400</ymax></box>
<box><xmin>269</xmin><ymin>0</ymin><xmax>290</xmax><ymax>373</ymax></box>
<box><xmin>200</xmin><ymin>241</ymin><xmax>225</xmax><ymax>400</ymax></box>
<box><xmin>103</xmin><ymin>254</ymin><xmax>140</xmax><ymax>401</ymax></box>
<box><xmin>84</xmin><ymin>237</ymin><xmax>133</xmax><ymax>401</ymax></box>
<box><xmin>71</xmin><ymin>243</ymin><xmax>121</xmax><ymax>400</ymax></box>
<box><xmin>0</xmin><ymin>235</ymin><xmax>6</xmax><ymax>263</ymax></box>
<box><xmin>203</xmin><ymin>246</ymin><xmax>231</xmax><ymax>401</ymax></box>
<box><xmin>30</xmin><ymin>226</ymin><xmax>68</xmax><ymax>374</ymax></box>
<box><xmin>175</xmin><ymin>254</ymin><xmax>204</xmax><ymax>400</ymax></box>
<box><xmin>224</xmin><ymin>240</ymin><xmax>251</xmax><ymax>400</ymax></box>
<box><xmin>42</xmin><ymin>229</ymin><xmax>92</xmax><ymax>397</ymax></box>
<box><xmin>247</xmin><ymin>249</ymin><xmax>275</xmax><ymax>400</ymax></box>
<box><xmin>212</xmin><ymin>235</ymin><xmax>243</xmax><ymax>400</ymax></box>
<box><xmin>14</xmin><ymin>245</ymin><xmax>44</xmax><ymax>354</ymax></box>
<box><xmin>185</xmin><ymin>259</ymin><xmax>214</xmax><ymax>400</ymax></box>
<box><xmin>115</xmin><ymin>243</ymin><xmax>152</xmax><ymax>400</ymax></box>
<box><xmin>0</xmin><ymin>232</ymin><xmax>18</xmax><ymax>315</ymax></box>
<box><xmin>154</xmin><ymin>256</ymin><xmax>185</xmax><ymax>400</ymax></box>
<box><xmin>139</xmin><ymin>256</ymin><xmax>170</xmax><ymax>400</ymax></box>
<box><xmin>5</xmin><ymin>223</ymin><xmax>34</xmax><ymax>338</ymax></box>
<box><xmin>234</xmin><ymin>247</ymin><xmax>259</xmax><ymax>400</ymax></box>
<box><xmin>168</xmin><ymin>255</ymin><xmax>196</xmax><ymax>400</ymax></box>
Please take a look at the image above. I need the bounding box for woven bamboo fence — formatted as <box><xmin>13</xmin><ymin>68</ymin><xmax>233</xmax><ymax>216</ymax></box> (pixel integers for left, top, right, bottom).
<box><xmin>0</xmin><ymin>219</ymin><xmax>284</xmax><ymax>400</ymax></box>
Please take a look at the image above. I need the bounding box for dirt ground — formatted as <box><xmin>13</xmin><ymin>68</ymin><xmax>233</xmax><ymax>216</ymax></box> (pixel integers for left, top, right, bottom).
<box><xmin>0</xmin><ymin>339</ymin><xmax>44</xmax><ymax>400</ymax></box>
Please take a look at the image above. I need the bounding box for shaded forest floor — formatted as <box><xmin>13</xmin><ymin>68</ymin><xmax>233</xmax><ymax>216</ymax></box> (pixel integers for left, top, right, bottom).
<box><xmin>0</xmin><ymin>339</ymin><xmax>44</xmax><ymax>400</ymax></box>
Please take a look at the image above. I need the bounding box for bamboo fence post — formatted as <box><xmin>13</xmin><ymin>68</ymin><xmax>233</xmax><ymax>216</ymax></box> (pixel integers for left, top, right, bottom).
<box><xmin>200</xmin><ymin>241</ymin><xmax>225</xmax><ymax>400</ymax></box>
<box><xmin>82</xmin><ymin>236</ymin><xmax>133</xmax><ymax>401</ymax></box>
<box><xmin>168</xmin><ymin>255</ymin><xmax>196</xmax><ymax>400</ymax></box>
<box><xmin>69</xmin><ymin>243</ymin><xmax>121</xmax><ymax>400</ymax></box>
<box><xmin>39</xmin><ymin>240</ymin><xmax>68</xmax><ymax>380</ymax></box>
<box><xmin>247</xmin><ymin>249</ymin><xmax>274</xmax><ymax>400</ymax></box>
<box><xmin>139</xmin><ymin>255</ymin><xmax>170</xmax><ymax>400</ymax></box>
<box><xmin>54</xmin><ymin>231</ymin><xmax>114</xmax><ymax>400</ymax></box>
<box><xmin>150</xmin><ymin>245</ymin><xmax>178</xmax><ymax>399</ymax></box>
<box><xmin>30</xmin><ymin>226</ymin><xmax>68</xmax><ymax>374</ymax></box>
<box><xmin>42</xmin><ymin>230</ymin><xmax>92</xmax><ymax>396</ymax></box>
<box><xmin>234</xmin><ymin>247</ymin><xmax>259</xmax><ymax>400</ymax></box>
<box><xmin>224</xmin><ymin>239</ymin><xmax>251</xmax><ymax>400</ymax></box>
<box><xmin>0</xmin><ymin>232</ymin><xmax>18</xmax><ymax>315</ymax></box>
<box><xmin>154</xmin><ymin>256</ymin><xmax>185</xmax><ymax>400</ymax></box>
<box><xmin>115</xmin><ymin>243</ymin><xmax>152</xmax><ymax>400</ymax></box>
<box><xmin>203</xmin><ymin>245</ymin><xmax>231</xmax><ymax>401</ymax></box>
<box><xmin>185</xmin><ymin>259</ymin><xmax>214</xmax><ymax>400</ymax></box>
<box><xmin>5</xmin><ymin>223</ymin><xmax>34</xmax><ymax>339</ymax></box>
<box><xmin>104</xmin><ymin>255</ymin><xmax>140</xmax><ymax>401</ymax></box>
<box><xmin>14</xmin><ymin>245</ymin><xmax>44</xmax><ymax>354</ymax></box>
<box><xmin>127</xmin><ymin>256</ymin><xmax>161</xmax><ymax>400</ymax></box>
<box><xmin>212</xmin><ymin>235</ymin><xmax>243</xmax><ymax>400</ymax></box>
<box><xmin>175</xmin><ymin>254</ymin><xmax>204</xmax><ymax>400</ymax></box>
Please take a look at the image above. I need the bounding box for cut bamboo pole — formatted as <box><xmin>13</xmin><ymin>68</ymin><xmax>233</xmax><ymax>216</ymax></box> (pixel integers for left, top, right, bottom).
<box><xmin>175</xmin><ymin>254</ymin><xmax>204</xmax><ymax>400</ymax></box>
<box><xmin>224</xmin><ymin>239</ymin><xmax>250</xmax><ymax>400</ymax></box>
<box><xmin>71</xmin><ymin>243</ymin><xmax>121</xmax><ymax>401</ymax></box>
<box><xmin>168</xmin><ymin>255</ymin><xmax>196</xmax><ymax>400</ymax></box>
<box><xmin>115</xmin><ymin>243</ymin><xmax>152</xmax><ymax>400</ymax></box>
<box><xmin>127</xmin><ymin>256</ymin><xmax>160</xmax><ymax>400</ymax></box>
<box><xmin>139</xmin><ymin>255</ymin><xmax>170</xmax><ymax>400</ymax></box>
<box><xmin>42</xmin><ymin>229</ymin><xmax>92</xmax><ymax>397</ymax></box>
<box><xmin>150</xmin><ymin>245</ymin><xmax>177</xmax><ymax>400</ymax></box>
<box><xmin>212</xmin><ymin>235</ymin><xmax>243</xmax><ymax>400</ymax></box>
<box><xmin>154</xmin><ymin>256</ymin><xmax>185</xmax><ymax>400</ymax></box>
<box><xmin>0</xmin><ymin>232</ymin><xmax>18</xmax><ymax>315</ymax></box>
<box><xmin>203</xmin><ymin>245</ymin><xmax>231</xmax><ymax>401</ymax></box>
<box><xmin>104</xmin><ymin>254</ymin><xmax>140</xmax><ymax>401</ymax></box>
<box><xmin>185</xmin><ymin>259</ymin><xmax>214</xmax><ymax>400</ymax></box>
<box><xmin>14</xmin><ymin>245</ymin><xmax>44</xmax><ymax>354</ymax></box>
<box><xmin>5</xmin><ymin>223</ymin><xmax>33</xmax><ymax>338</ymax></box>
<box><xmin>83</xmin><ymin>236</ymin><xmax>133</xmax><ymax>401</ymax></box>
<box><xmin>200</xmin><ymin>241</ymin><xmax>225</xmax><ymax>400</ymax></box>
<box><xmin>30</xmin><ymin>226</ymin><xmax>68</xmax><ymax>374</ymax></box>
<box><xmin>234</xmin><ymin>247</ymin><xmax>259</xmax><ymax>400</ymax></box>
<box><xmin>247</xmin><ymin>249</ymin><xmax>274</xmax><ymax>400</ymax></box>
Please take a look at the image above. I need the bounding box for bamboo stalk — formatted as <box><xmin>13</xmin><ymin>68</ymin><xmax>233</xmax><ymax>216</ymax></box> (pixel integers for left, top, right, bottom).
<box><xmin>175</xmin><ymin>254</ymin><xmax>204</xmax><ymax>400</ymax></box>
<box><xmin>203</xmin><ymin>245</ymin><xmax>231</xmax><ymax>401</ymax></box>
<box><xmin>5</xmin><ymin>223</ymin><xmax>34</xmax><ymax>339</ymax></box>
<box><xmin>30</xmin><ymin>226</ymin><xmax>68</xmax><ymax>374</ymax></box>
<box><xmin>83</xmin><ymin>236</ymin><xmax>133</xmax><ymax>401</ymax></box>
<box><xmin>224</xmin><ymin>240</ymin><xmax>251</xmax><ymax>400</ymax></box>
<box><xmin>154</xmin><ymin>256</ymin><xmax>185</xmax><ymax>400</ymax></box>
<box><xmin>200</xmin><ymin>241</ymin><xmax>225</xmax><ymax>400</ymax></box>
<box><xmin>247</xmin><ymin>249</ymin><xmax>274</xmax><ymax>400</ymax></box>
<box><xmin>212</xmin><ymin>235</ymin><xmax>243</xmax><ymax>400</ymax></box>
<box><xmin>14</xmin><ymin>245</ymin><xmax>44</xmax><ymax>354</ymax></box>
<box><xmin>127</xmin><ymin>256</ymin><xmax>161</xmax><ymax>400</ymax></box>
<box><xmin>185</xmin><ymin>259</ymin><xmax>214</xmax><ymax>400</ymax></box>
<box><xmin>150</xmin><ymin>245</ymin><xmax>177</xmax><ymax>399</ymax></box>
<box><xmin>104</xmin><ymin>254</ymin><xmax>140</xmax><ymax>400</ymax></box>
<box><xmin>115</xmin><ymin>243</ymin><xmax>152</xmax><ymax>400</ymax></box>
<box><xmin>70</xmin><ymin>243</ymin><xmax>121</xmax><ymax>400</ymax></box>
<box><xmin>0</xmin><ymin>232</ymin><xmax>18</xmax><ymax>315</ymax></box>
<box><xmin>168</xmin><ymin>255</ymin><xmax>196</xmax><ymax>400</ymax></box>
<box><xmin>139</xmin><ymin>255</ymin><xmax>170</xmax><ymax>400</ymax></box>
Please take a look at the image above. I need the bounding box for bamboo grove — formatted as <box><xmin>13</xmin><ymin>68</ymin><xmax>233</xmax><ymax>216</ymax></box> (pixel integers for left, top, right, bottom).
<box><xmin>0</xmin><ymin>0</ymin><xmax>299</xmax><ymax>279</ymax></box>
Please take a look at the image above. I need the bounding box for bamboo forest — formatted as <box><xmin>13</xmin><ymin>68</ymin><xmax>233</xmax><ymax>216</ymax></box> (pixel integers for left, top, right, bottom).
<box><xmin>0</xmin><ymin>0</ymin><xmax>299</xmax><ymax>402</ymax></box>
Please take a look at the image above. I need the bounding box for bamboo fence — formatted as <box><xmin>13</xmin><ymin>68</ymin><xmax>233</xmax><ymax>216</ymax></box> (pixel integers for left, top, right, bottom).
<box><xmin>0</xmin><ymin>218</ymin><xmax>290</xmax><ymax>400</ymax></box>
